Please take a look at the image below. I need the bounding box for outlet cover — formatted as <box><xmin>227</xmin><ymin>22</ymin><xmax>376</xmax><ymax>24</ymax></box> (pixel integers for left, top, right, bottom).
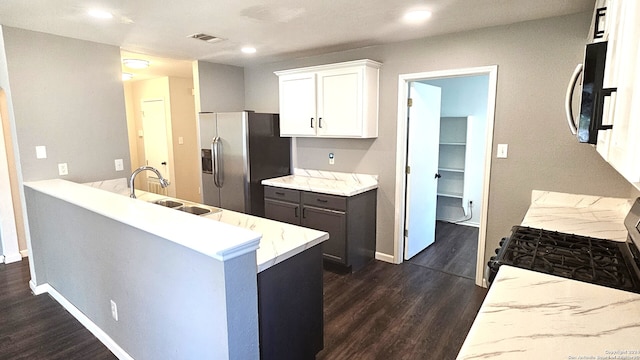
<box><xmin>36</xmin><ymin>146</ymin><xmax>47</xmax><ymax>159</ymax></box>
<box><xmin>58</xmin><ymin>163</ymin><xmax>68</xmax><ymax>176</ymax></box>
<box><xmin>110</xmin><ymin>300</ymin><xmax>118</xmax><ymax>321</ymax></box>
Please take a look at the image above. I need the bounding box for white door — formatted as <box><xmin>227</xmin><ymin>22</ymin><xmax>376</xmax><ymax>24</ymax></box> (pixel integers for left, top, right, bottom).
<box><xmin>278</xmin><ymin>73</ymin><xmax>317</xmax><ymax>136</ymax></box>
<box><xmin>404</xmin><ymin>82</ymin><xmax>441</xmax><ymax>260</ymax></box>
<box><xmin>317</xmin><ymin>67</ymin><xmax>362</xmax><ymax>137</ymax></box>
<box><xmin>141</xmin><ymin>99</ymin><xmax>171</xmax><ymax>187</ymax></box>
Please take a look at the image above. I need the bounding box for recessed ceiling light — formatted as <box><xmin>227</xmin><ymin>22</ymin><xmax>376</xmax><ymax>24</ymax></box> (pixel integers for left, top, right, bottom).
<box><xmin>404</xmin><ymin>10</ymin><xmax>432</xmax><ymax>23</ymax></box>
<box><xmin>88</xmin><ymin>9</ymin><xmax>113</xmax><ymax>19</ymax></box>
<box><xmin>241</xmin><ymin>47</ymin><xmax>257</xmax><ymax>54</ymax></box>
<box><xmin>122</xmin><ymin>59</ymin><xmax>150</xmax><ymax>69</ymax></box>
<box><xmin>122</xmin><ymin>73</ymin><xmax>134</xmax><ymax>81</ymax></box>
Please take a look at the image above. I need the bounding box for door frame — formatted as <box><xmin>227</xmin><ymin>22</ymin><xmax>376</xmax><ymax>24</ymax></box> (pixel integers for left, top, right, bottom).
<box><xmin>140</xmin><ymin>98</ymin><xmax>176</xmax><ymax>198</ymax></box>
<box><xmin>393</xmin><ymin>65</ymin><xmax>498</xmax><ymax>287</ymax></box>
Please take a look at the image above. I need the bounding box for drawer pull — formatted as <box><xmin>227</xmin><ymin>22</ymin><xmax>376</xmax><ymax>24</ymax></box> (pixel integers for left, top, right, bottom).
<box><xmin>316</xmin><ymin>199</ymin><xmax>328</xmax><ymax>203</ymax></box>
<box><xmin>275</xmin><ymin>191</ymin><xmax>285</xmax><ymax>196</ymax></box>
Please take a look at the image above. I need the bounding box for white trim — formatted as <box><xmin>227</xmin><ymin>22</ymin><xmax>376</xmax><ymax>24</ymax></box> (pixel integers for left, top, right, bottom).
<box><xmin>437</xmin><ymin>219</ymin><xmax>480</xmax><ymax>228</ymax></box>
<box><xmin>375</xmin><ymin>251</ymin><xmax>395</xmax><ymax>263</ymax></box>
<box><xmin>3</xmin><ymin>252</ymin><xmax>21</xmax><ymax>263</ymax></box>
<box><xmin>0</xmin><ymin>255</ymin><xmax>4</xmax><ymax>263</ymax></box>
<box><xmin>29</xmin><ymin>281</ymin><xmax>134</xmax><ymax>360</ymax></box>
<box><xmin>20</xmin><ymin>249</ymin><xmax>28</xmax><ymax>257</ymax></box>
<box><xmin>394</xmin><ymin>66</ymin><xmax>498</xmax><ymax>287</ymax></box>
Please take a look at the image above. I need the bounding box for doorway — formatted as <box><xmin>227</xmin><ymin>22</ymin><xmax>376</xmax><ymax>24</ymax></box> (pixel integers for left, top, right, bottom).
<box><xmin>394</xmin><ymin>66</ymin><xmax>498</xmax><ymax>287</ymax></box>
<box><xmin>141</xmin><ymin>99</ymin><xmax>175</xmax><ymax>197</ymax></box>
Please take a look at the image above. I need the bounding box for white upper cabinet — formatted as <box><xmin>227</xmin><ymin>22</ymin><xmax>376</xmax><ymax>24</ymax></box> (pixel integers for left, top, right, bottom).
<box><xmin>594</xmin><ymin>0</ymin><xmax>640</xmax><ymax>188</ymax></box>
<box><xmin>275</xmin><ymin>59</ymin><xmax>381</xmax><ymax>138</ymax></box>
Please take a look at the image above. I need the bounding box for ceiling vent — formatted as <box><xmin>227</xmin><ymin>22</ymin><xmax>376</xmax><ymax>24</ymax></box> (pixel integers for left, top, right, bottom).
<box><xmin>188</xmin><ymin>33</ymin><xmax>225</xmax><ymax>43</ymax></box>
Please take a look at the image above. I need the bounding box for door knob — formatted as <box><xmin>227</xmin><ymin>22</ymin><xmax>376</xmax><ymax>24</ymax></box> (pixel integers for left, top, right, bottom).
<box><xmin>435</xmin><ymin>173</ymin><xmax>441</xmax><ymax>179</ymax></box>
<box><xmin>161</xmin><ymin>162</ymin><xmax>167</xmax><ymax>165</ymax></box>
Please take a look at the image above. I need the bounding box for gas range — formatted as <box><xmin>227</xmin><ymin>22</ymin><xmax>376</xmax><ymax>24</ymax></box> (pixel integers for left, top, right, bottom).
<box><xmin>488</xmin><ymin>198</ymin><xmax>640</xmax><ymax>293</ymax></box>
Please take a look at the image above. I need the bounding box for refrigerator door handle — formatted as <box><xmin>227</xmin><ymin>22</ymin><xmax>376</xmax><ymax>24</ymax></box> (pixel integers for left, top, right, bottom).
<box><xmin>565</xmin><ymin>63</ymin><xmax>582</xmax><ymax>136</ymax></box>
<box><xmin>212</xmin><ymin>137</ymin><xmax>224</xmax><ymax>188</ymax></box>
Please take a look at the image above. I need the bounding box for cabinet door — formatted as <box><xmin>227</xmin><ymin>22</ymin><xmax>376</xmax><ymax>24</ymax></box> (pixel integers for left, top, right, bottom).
<box><xmin>278</xmin><ymin>73</ymin><xmax>317</xmax><ymax>136</ymax></box>
<box><xmin>302</xmin><ymin>205</ymin><xmax>347</xmax><ymax>264</ymax></box>
<box><xmin>316</xmin><ymin>67</ymin><xmax>362</xmax><ymax>137</ymax></box>
<box><xmin>265</xmin><ymin>198</ymin><xmax>300</xmax><ymax>225</ymax></box>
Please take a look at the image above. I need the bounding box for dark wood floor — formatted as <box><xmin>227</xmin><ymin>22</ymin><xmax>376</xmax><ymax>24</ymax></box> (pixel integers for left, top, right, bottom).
<box><xmin>0</xmin><ymin>259</ymin><xmax>117</xmax><ymax>360</ymax></box>
<box><xmin>408</xmin><ymin>221</ymin><xmax>479</xmax><ymax>280</ymax></box>
<box><xmin>1</xmin><ymin>255</ymin><xmax>486</xmax><ymax>360</ymax></box>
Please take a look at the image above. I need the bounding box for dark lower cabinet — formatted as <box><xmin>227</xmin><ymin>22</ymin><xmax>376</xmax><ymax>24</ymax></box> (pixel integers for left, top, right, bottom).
<box><xmin>258</xmin><ymin>244</ymin><xmax>323</xmax><ymax>360</ymax></box>
<box><xmin>264</xmin><ymin>186</ymin><xmax>377</xmax><ymax>272</ymax></box>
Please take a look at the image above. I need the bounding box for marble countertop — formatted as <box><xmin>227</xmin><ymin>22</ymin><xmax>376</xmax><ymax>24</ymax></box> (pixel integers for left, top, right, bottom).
<box><xmin>25</xmin><ymin>179</ymin><xmax>262</xmax><ymax>262</ymax></box>
<box><xmin>521</xmin><ymin>190</ymin><xmax>633</xmax><ymax>241</ymax></box>
<box><xmin>83</xmin><ymin>178</ymin><xmax>329</xmax><ymax>272</ymax></box>
<box><xmin>261</xmin><ymin>168</ymin><xmax>378</xmax><ymax>196</ymax></box>
<box><xmin>457</xmin><ymin>265</ymin><xmax>640</xmax><ymax>360</ymax></box>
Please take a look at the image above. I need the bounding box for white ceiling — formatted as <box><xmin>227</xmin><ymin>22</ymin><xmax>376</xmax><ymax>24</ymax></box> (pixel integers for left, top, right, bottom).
<box><xmin>0</xmin><ymin>0</ymin><xmax>594</xmax><ymax>78</ymax></box>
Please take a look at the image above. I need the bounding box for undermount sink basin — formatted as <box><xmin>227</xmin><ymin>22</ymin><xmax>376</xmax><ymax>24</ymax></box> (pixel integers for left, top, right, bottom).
<box><xmin>176</xmin><ymin>206</ymin><xmax>211</xmax><ymax>216</ymax></box>
<box><xmin>153</xmin><ymin>199</ymin><xmax>183</xmax><ymax>208</ymax></box>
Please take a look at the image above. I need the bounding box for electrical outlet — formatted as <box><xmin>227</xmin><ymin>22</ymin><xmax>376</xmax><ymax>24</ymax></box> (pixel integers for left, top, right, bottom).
<box><xmin>329</xmin><ymin>152</ymin><xmax>335</xmax><ymax>165</ymax></box>
<box><xmin>58</xmin><ymin>163</ymin><xmax>68</xmax><ymax>176</ymax></box>
<box><xmin>110</xmin><ymin>300</ymin><xmax>118</xmax><ymax>321</ymax></box>
<box><xmin>178</xmin><ymin>136</ymin><xmax>184</xmax><ymax>145</ymax></box>
<box><xmin>115</xmin><ymin>159</ymin><xmax>124</xmax><ymax>171</ymax></box>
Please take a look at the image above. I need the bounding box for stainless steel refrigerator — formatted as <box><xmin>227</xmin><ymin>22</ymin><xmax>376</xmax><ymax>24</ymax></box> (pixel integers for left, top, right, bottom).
<box><xmin>198</xmin><ymin>111</ymin><xmax>291</xmax><ymax>217</ymax></box>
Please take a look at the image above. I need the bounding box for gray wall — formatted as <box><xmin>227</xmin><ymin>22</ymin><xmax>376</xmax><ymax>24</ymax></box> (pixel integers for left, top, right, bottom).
<box><xmin>245</xmin><ymin>12</ymin><xmax>640</xmax><ymax>270</ymax></box>
<box><xmin>1</xmin><ymin>26</ymin><xmax>131</xmax><ymax>183</ymax></box>
<box><xmin>25</xmin><ymin>186</ymin><xmax>259</xmax><ymax>359</ymax></box>
<box><xmin>196</xmin><ymin>61</ymin><xmax>245</xmax><ymax>113</ymax></box>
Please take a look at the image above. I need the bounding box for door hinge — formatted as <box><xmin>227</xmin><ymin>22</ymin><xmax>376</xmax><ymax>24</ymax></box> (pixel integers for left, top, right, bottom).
<box><xmin>406</xmin><ymin>165</ymin><xmax>411</xmax><ymax>174</ymax></box>
<box><xmin>407</xmin><ymin>98</ymin><xmax>413</xmax><ymax>107</ymax></box>
<box><xmin>404</xmin><ymin>229</ymin><xmax>409</xmax><ymax>237</ymax></box>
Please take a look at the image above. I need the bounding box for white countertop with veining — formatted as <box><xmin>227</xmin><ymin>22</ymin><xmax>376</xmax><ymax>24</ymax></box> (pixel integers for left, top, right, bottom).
<box><xmin>261</xmin><ymin>168</ymin><xmax>378</xmax><ymax>196</ymax></box>
<box><xmin>83</xmin><ymin>178</ymin><xmax>329</xmax><ymax>272</ymax></box>
<box><xmin>25</xmin><ymin>179</ymin><xmax>262</xmax><ymax>262</ymax></box>
<box><xmin>521</xmin><ymin>190</ymin><xmax>633</xmax><ymax>241</ymax></box>
<box><xmin>457</xmin><ymin>266</ymin><xmax>640</xmax><ymax>360</ymax></box>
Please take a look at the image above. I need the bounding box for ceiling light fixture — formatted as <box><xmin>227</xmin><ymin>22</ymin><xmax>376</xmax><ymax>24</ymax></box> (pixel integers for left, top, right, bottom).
<box><xmin>122</xmin><ymin>59</ymin><xmax>150</xmax><ymax>69</ymax></box>
<box><xmin>404</xmin><ymin>10</ymin><xmax>432</xmax><ymax>23</ymax></box>
<box><xmin>88</xmin><ymin>9</ymin><xmax>114</xmax><ymax>19</ymax></box>
<box><xmin>241</xmin><ymin>47</ymin><xmax>257</xmax><ymax>54</ymax></box>
<box><xmin>122</xmin><ymin>73</ymin><xmax>134</xmax><ymax>81</ymax></box>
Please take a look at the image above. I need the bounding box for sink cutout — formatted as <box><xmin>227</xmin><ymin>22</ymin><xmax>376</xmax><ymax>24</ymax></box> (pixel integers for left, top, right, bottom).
<box><xmin>154</xmin><ymin>199</ymin><xmax>183</xmax><ymax>208</ymax></box>
<box><xmin>176</xmin><ymin>206</ymin><xmax>211</xmax><ymax>216</ymax></box>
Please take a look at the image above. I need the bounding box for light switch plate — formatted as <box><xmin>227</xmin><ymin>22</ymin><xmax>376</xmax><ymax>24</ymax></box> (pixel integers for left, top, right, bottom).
<box><xmin>497</xmin><ymin>144</ymin><xmax>508</xmax><ymax>158</ymax></box>
<box><xmin>178</xmin><ymin>137</ymin><xmax>184</xmax><ymax>145</ymax></box>
<box><xmin>36</xmin><ymin>146</ymin><xmax>47</xmax><ymax>159</ymax></box>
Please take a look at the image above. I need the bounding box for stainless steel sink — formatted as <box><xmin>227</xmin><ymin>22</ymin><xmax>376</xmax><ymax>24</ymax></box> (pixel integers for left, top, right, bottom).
<box><xmin>153</xmin><ymin>199</ymin><xmax>183</xmax><ymax>208</ymax></box>
<box><xmin>176</xmin><ymin>206</ymin><xmax>211</xmax><ymax>215</ymax></box>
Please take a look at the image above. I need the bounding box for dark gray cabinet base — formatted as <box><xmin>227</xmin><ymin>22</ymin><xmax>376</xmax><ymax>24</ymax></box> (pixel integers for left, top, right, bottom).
<box><xmin>265</xmin><ymin>187</ymin><xmax>377</xmax><ymax>272</ymax></box>
<box><xmin>258</xmin><ymin>244</ymin><xmax>323</xmax><ymax>360</ymax></box>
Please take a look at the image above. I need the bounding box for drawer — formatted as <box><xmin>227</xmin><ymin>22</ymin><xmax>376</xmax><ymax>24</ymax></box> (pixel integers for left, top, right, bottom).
<box><xmin>264</xmin><ymin>186</ymin><xmax>300</xmax><ymax>203</ymax></box>
<box><xmin>302</xmin><ymin>192</ymin><xmax>346</xmax><ymax>211</ymax></box>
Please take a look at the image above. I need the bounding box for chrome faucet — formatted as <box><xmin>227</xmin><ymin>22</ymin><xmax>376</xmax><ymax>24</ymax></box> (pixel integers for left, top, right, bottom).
<box><xmin>129</xmin><ymin>166</ymin><xmax>170</xmax><ymax>199</ymax></box>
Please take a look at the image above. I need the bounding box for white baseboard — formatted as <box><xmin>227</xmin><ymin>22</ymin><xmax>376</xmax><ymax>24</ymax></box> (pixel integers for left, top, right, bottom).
<box><xmin>29</xmin><ymin>280</ymin><xmax>134</xmax><ymax>360</ymax></box>
<box><xmin>20</xmin><ymin>249</ymin><xmax>29</xmax><ymax>258</ymax></box>
<box><xmin>3</xmin><ymin>252</ymin><xmax>22</xmax><ymax>264</ymax></box>
<box><xmin>437</xmin><ymin>218</ymin><xmax>480</xmax><ymax>228</ymax></box>
<box><xmin>0</xmin><ymin>255</ymin><xmax>4</xmax><ymax>263</ymax></box>
<box><xmin>375</xmin><ymin>252</ymin><xmax>395</xmax><ymax>263</ymax></box>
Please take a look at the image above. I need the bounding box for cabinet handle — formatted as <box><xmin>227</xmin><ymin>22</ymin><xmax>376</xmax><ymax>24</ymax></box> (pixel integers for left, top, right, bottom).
<box><xmin>594</xmin><ymin>7</ymin><xmax>606</xmax><ymax>39</ymax></box>
<box><xmin>316</xmin><ymin>198</ymin><xmax>328</xmax><ymax>203</ymax></box>
<box><xmin>295</xmin><ymin>207</ymin><xmax>299</xmax><ymax>218</ymax></box>
<box><xmin>275</xmin><ymin>191</ymin><xmax>285</xmax><ymax>196</ymax></box>
<box><xmin>595</xmin><ymin>87</ymin><xmax>617</xmax><ymax>131</ymax></box>
<box><xmin>318</xmin><ymin>117</ymin><xmax>323</xmax><ymax>128</ymax></box>
<box><xmin>302</xmin><ymin>207</ymin><xmax>306</xmax><ymax>218</ymax></box>
<box><xmin>310</xmin><ymin>117</ymin><xmax>314</xmax><ymax>128</ymax></box>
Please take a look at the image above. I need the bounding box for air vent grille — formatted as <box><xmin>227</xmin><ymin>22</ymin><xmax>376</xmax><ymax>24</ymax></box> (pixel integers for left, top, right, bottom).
<box><xmin>188</xmin><ymin>33</ymin><xmax>225</xmax><ymax>43</ymax></box>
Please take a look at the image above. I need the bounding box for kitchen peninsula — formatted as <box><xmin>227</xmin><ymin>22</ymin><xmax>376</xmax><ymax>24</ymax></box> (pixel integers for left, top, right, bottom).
<box><xmin>23</xmin><ymin>178</ymin><xmax>328</xmax><ymax>360</ymax></box>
